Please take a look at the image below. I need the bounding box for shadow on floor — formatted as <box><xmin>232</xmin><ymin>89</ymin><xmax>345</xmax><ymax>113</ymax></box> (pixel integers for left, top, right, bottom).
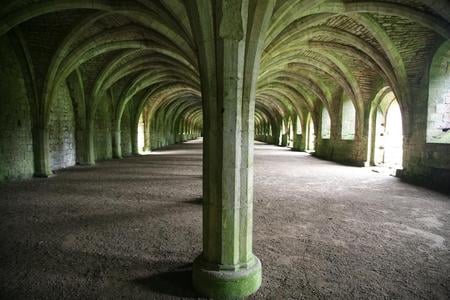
<box><xmin>183</xmin><ymin>197</ymin><xmax>203</xmax><ymax>205</ymax></box>
<box><xmin>132</xmin><ymin>263</ymin><xmax>201</xmax><ymax>298</ymax></box>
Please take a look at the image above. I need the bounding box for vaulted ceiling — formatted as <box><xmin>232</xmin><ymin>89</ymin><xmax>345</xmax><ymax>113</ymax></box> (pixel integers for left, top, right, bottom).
<box><xmin>1</xmin><ymin>0</ymin><xmax>449</xmax><ymax>133</ymax></box>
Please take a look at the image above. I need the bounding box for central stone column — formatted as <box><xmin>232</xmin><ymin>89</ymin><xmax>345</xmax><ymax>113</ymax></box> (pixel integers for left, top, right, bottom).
<box><xmin>112</xmin><ymin>128</ymin><xmax>122</xmax><ymax>159</ymax></box>
<box><xmin>186</xmin><ymin>1</ymin><xmax>274</xmax><ymax>298</ymax></box>
<box><xmin>32</xmin><ymin>126</ymin><xmax>52</xmax><ymax>177</ymax></box>
<box><xmin>78</xmin><ymin>119</ymin><xmax>95</xmax><ymax>165</ymax></box>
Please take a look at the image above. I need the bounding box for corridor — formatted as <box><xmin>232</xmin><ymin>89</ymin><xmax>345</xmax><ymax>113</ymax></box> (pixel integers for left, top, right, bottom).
<box><xmin>0</xmin><ymin>139</ymin><xmax>449</xmax><ymax>299</ymax></box>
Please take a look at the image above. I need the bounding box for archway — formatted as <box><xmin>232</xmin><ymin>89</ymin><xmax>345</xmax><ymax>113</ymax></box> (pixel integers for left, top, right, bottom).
<box><xmin>384</xmin><ymin>101</ymin><xmax>403</xmax><ymax>168</ymax></box>
<box><xmin>370</xmin><ymin>91</ymin><xmax>403</xmax><ymax>170</ymax></box>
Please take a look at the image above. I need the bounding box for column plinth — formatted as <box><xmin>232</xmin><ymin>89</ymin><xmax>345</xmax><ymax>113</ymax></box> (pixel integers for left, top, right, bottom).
<box><xmin>192</xmin><ymin>254</ymin><xmax>261</xmax><ymax>299</ymax></box>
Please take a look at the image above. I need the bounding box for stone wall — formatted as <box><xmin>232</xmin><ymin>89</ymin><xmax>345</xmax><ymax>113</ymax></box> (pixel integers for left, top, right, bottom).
<box><xmin>402</xmin><ymin>70</ymin><xmax>450</xmax><ymax>193</ymax></box>
<box><xmin>48</xmin><ymin>81</ymin><xmax>76</xmax><ymax>171</ymax></box>
<box><xmin>0</xmin><ymin>35</ymin><xmax>34</xmax><ymax>181</ymax></box>
<box><xmin>426</xmin><ymin>42</ymin><xmax>450</xmax><ymax>144</ymax></box>
<box><xmin>315</xmin><ymin>139</ymin><xmax>360</xmax><ymax>165</ymax></box>
<box><xmin>314</xmin><ymin>97</ymin><xmax>366</xmax><ymax>166</ymax></box>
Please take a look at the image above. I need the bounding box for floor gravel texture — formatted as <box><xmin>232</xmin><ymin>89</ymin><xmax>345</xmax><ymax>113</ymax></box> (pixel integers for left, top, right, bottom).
<box><xmin>0</xmin><ymin>139</ymin><xmax>449</xmax><ymax>299</ymax></box>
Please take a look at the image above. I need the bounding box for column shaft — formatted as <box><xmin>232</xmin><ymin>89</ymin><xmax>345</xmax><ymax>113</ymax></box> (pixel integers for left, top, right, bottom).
<box><xmin>112</xmin><ymin>129</ymin><xmax>122</xmax><ymax>158</ymax></box>
<box><xmin>79</xmin><ymin>121</ymin><xmax>95</xmax><ymax>165</ymax></box>
<box><xmin>187</xmin><ymin>0</ymin><xmax>274</xmax><ymax>298</ymax></box>
<box><xmin>32</xmin><ymin>126</ymin><xmax>52</xmax><ymax>177</ymax></box>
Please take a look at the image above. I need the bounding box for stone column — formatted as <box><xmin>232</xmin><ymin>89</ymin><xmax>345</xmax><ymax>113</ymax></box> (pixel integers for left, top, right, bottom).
<box><xmin>76</xmin><ymin>114</ymin><xmax>95</xmax><ymax>165</ymax></box>
<box><xmin>79</xmin><ymin>123</ymin><xmax>95</xmax><ymax>165</ymax></box>
<box><xmin>32</xmin><ymin>126</ymin><xmax>52</xmax><ymax>177</ymax></box>
<box><xmin>131</xmin><ymin>121</ymin><xmax>139</xmax><ymax>155</ymax></box>
<box><xmin>281</xmin><ymin>134</ymin><xmax>288</xmax><ymax>146</ymax></box>
<box><xmin>272</xmin><ymin>122</ymin><xmax>280</xmax><ymax>145</ymax></box>
<box><xmin>264</xmin><ymin>123</ymin><xmax>270</xmax><ymax>143</ymax></box>
<box><xmin>186</xmin><ymin>0</ymin><xmax>274</xmax><ymax>298</ymax></box>
<box><xmin>143</xmin><ymin>115</ymin><xmax>150</xmax><ymax>152</ymax></box>
<box><xmin>112</xmin><ymin>128</ymin><xmax>122</xmax><ymax>159</ymax></box>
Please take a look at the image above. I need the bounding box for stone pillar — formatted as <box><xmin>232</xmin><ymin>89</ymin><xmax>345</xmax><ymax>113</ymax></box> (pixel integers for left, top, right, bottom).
<box><xmin>112</xmin><ymin>129</ymin><xmax>122</xmax><ymax>159</ymax></box>
<box><xmin>281</xmin><ymin>134</ymin><xmax>288</xmax><ymax>146</ymax></box>
<box><xmin>143</xmin><ymin>117</ymin><xmax>150</xmax><ymax>152</ymax></box>
<box><xmin>32</xmin><ymin>126</ymin><xmax>52</xmax><ymax>177</ymax></box>
<box><xmin>131</xmin><ymin>121</ymin><xmax>139</xmax><ymax>155</ymax></box>
<box><xmin>272</xmin><ymin>123</ymin><xmax>280</xmax><ymax>145</ymax></box>
<box><xmin>293</xmin><ymin>134</ymin><xmax>302</xmax><ymax>151</ymax></box>
<box><xmin>186</xmin><ymin>1</ymin><xmax>274</xmax><ymax>298</ymax></box>
<box><xmin>75</xmin><ymin>115</ymin><xmax>95</xmax><ymax>165</ymax></box>
<box><xmin>79</xmin><ymin>124</ymin><xmax>95</xmax><ymax>165</ymax></box>
<box><xmin>264</xmin><ymin>123</ymin><xmax>270</xmax><ymax>143</ymax></box>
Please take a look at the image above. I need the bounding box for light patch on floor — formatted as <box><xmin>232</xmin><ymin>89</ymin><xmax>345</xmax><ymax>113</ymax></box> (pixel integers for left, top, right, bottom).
<box><xmin>416</xmin><ymin>216</ymin><xmax>444</xmax><ymax>229</ymax></box>
<box><xmin>396</xmin><ymin>224</ymin><xmax>446</xmax><ymax>250</ymax></box>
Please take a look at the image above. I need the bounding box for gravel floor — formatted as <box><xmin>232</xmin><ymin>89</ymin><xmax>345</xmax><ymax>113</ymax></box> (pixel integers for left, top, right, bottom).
<box><xmin>0</xmin><ymin>139</ymin><xmax>449</xmax><ymax>299</ymax></box>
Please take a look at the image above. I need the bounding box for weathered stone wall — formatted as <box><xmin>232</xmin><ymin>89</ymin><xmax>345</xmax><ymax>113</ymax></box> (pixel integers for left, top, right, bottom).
<box><xmin>94</xmin><ymin>95</ymin><xmax>113</xmax><ymax>161</ymax></box>
<box><xmin>48</xmin><ymin>81</ymin><xmax>76</xmax><ymax>171</ymax></box>
<box><xmin>315</xmin><ymin>138</ymin><xmax>331</xmax><ymax>158</ymax></box>
<box><xmin>314</xmin><ymin>99</ymin><xmax>365</xmax><ymax>166</ymax></box>
<box><xmin>426</xmin><ymin>43</ymin><xmax>450</xmax><ymax>144</ymax></box>
<box><xmin>315</xmin><ymin>139</ymin><xmax>360</xmax><ymax>165</ymax></box>
<box><xmin>403</xmin><ymin>75</ymin><xmax>450</xmax><ymax>193</ymax></box>
<box><xmin>0</xmin><ymin>35</ymin><xmax>34</xmax><ymax>181</ymax></box>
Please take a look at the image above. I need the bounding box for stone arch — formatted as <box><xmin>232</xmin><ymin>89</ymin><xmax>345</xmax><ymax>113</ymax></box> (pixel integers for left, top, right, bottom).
<box><xmin>368</xmin><ymin>88</ymin><xmax>403</xmax><ymax>168</ymax></box>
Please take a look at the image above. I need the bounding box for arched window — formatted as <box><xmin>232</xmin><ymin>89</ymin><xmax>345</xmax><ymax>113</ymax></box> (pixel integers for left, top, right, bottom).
<box><xmin>321</xmin><ymin>107</ymin><xmax>331</xmax><ymax>139</ymax></box>
<box><xmin>427</xmin><ymin>41</ymin><xmax>450</xmax><ymax>144</ymax></box>
<box><xmin>341</xmin><ymin>97</ymin><xmax>356</xmax><ymax>140</ymax></box>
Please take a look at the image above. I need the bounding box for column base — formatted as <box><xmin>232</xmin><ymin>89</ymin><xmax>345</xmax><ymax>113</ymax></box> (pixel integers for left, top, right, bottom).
<box><xmin>33</xmin><ymin>171</ymin><xmax>53</xmax><ymax>178</ymax></box>
<box><xmin>192</xmin><ymin>255</ymin><xmax>262</xmax><ymax>299</ymax></box>
<box><xmin>77</xmin><ymin>161</ymin><xmax>95</xmax><ymax>166</ymax></box>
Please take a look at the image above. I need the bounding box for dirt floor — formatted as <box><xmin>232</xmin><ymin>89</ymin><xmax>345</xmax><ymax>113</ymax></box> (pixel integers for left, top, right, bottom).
<box><xmin>0</xmin><ymin>139</ymin><xmax>449</xmax><ymax>299</ymax></box>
